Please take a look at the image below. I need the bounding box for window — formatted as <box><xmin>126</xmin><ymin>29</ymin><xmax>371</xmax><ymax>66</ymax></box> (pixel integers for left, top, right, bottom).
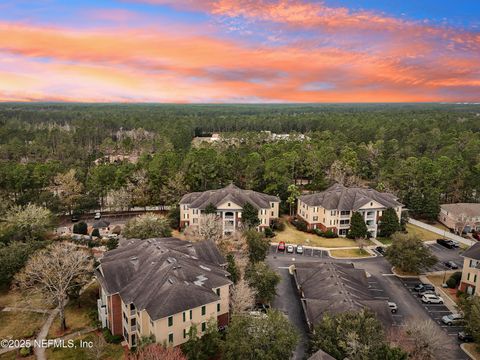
<box><xmin>183</xmin><ymin>312</ymin><xmax>186</xmax><ymax>322</ymax></box>
<box><xmin>168</xmin><ymin>316</ymin><xmax>173</xmax><ymax>327</ymax></box>
<box><xmin>217</xmin><ymin>303</ymin><xmax>221</xmax><ymax>312</ymax></box>
<box><xmin>313</xmin><ymin>216</ymin><xmax>318</xmax><ymax>221</ymax></box>
<box><xmin>201</xmin><ymin>306</ymin><xmax>206</xmax><ymax>316</ymax></box>
<box><xmin>183</xmin><ymin>329</ymin><xmax>187</xmax><ymax>339</ymax></box>
<box><xmin>475</xmin><ymin>275</ymin><xmax>478</xmax><ymax>283</ymax></box>
<box><xmin>271</xmin><ymin>211</ymin><xmax>274</xmax><ymax>216</ymax></box>
<box><xmin>228</xmin><ymin>202</ymin><xmax>231</xmax><ymax>206</ymax></box>
<box><xmin>340</xmin><ymin>210</ymin><xmax>350</xmax><ymax>216</ymax></box>
<box><xmin>271</xmin><ymin>202</ymin><xmax>274</xmax><ymax>208</ymax></box>
<box><xmin>467</xmin><ymin>273</ymin><xmax>470</xmax><ymax>281</ymax></box>
<box><xmin>193</xmin><ymin>218</ymin><xmax>198</xmax><ymax>224</ymax></box>
<box><xmin>168</xmin><ymin>333</ymin><xmax>174</xmax><ymax>344</ymax></box>
<box><xmin>132</xmin><ymin>334</ymin><xmax>137</xmax><ymax>346</ymax></box>
<box><xmin>202</xmin><ymin>322</ymin><xmax>206</xmax><ymax>332</ymax></box>
<box><xmin>216</xmin><ymin>288</ymin><xmax>220</xmax><ymax>296</ymax></box>
<box><xmin>189</xmin><ymin>310</ymin><xmax>192</xmax><ymax>320</ymax></box>
<box><xmin>340</xmin><ymin>219</ymin><xmax>350</xmax><ymax>225</ymax></box>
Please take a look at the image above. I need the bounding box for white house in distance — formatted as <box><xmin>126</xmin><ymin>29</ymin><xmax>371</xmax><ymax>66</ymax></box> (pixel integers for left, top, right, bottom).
<box><xmin>438</xmin><ymin>203</ymin><xmax>480</xmax><ymax>234</ymax></box>
<box><xmin>297</xmin><ymin>183</ymin><xmax>403</xmax><ymax>238</ymax></box>
<box><xmin>179</xmin><ymin>184</ymin><xmax>280</xmax><ymax>234</ymax></box>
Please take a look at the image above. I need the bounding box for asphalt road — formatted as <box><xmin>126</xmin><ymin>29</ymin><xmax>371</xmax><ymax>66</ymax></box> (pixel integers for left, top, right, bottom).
<box><xmin>267</xmin><ymin>246</ymin><xmax>468</xmax><ymax>360</ymax></box>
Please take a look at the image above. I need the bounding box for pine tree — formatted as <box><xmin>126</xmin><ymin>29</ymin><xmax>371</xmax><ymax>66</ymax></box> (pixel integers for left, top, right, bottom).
<box><xmin>379</xmin><ymin>208</ymin><xmax>400</xmax><ymax>237</ymax></box>
<box><xmin>242</xmin><ymin>202</ymin><xmax>260</xmax><ymax>228</ymax></box>
<box><xmin>347</xmin><ymin>212</ymin><xmax>368</xmax><ymax>239</ymax></box>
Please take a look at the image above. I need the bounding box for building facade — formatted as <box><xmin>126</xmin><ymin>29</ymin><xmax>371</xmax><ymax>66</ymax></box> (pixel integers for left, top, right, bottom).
<box><xmin>95</xmin><ymin>237</ymin><xmax>231</xmax><ymax>348</ymax></box>
<box><xmin>459</xmin><ymin>242</ymin><xmax>480</xmax><ymax>296</ymax></box>
<box><xmin>179</xmin><ymin>184</ymin><xmax>280</xmax><ymax>234</ymax></box>
<box><xmin>438</xmin><ymin>203</ymin><xmax>480</xmax><ymax>233</ymax></box>
<box><xmin>297</xmin><ymin>184</ymin><xmax>403</xmax><ymax>238</ymax></box>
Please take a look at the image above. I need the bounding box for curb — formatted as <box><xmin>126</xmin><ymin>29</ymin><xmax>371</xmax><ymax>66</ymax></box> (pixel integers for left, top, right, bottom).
<box><xmin>460</xmin><ymin>343</ymin><xmax>477</xmax><ymax>360</ymax></box>
<box><xmin>391</xmin><ymin>267</ymin><xmax>420</xmax><ymax>278</ymax></box>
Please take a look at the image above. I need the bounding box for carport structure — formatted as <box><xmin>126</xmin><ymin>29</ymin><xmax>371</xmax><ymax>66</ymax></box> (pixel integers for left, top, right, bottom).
<box><xmin>291</xmin><ymin>262</ymin><xmax>393</xmax><ymax>331</ymax></box>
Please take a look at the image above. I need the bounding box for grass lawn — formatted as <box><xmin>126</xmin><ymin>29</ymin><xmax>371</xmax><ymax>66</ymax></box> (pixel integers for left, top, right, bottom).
<box><xmin>48</xmin><ymin>283</ymin><xmax>99</xmax><ymax>338</ymax></box>
<box><xmin>427</xmin><ymin>273</ymin><xmax>461</xmax><ymax>305</ymax></box>
<box><xmin>0</xmin><ymin>289</ymin><xmax>53</xmax><ymax>310</ymax></box>
<box><xmin>46</xmin><ymin>333</ymin><xmax>125</xmax><ymax>360</ymax></box>
<box><xmin>431</xmin><ymin>222</ymin><xmax>450</xmax><ymax>231</ymax></box>
<box><xmin>273</xmin><ymin>221</ymin><xmax>368</xmax><ymax>248</ymax></box>
<box><xmin>0</xmin><ymin>311</ymin><xmax>46</xmax><ymax>340</ymax></box>
<box><xmin>0</xmin><ymin>352</ymin><xmax>35</xmax><ymax>360</ymax></box>
<box><xmin>405</xmin><ymin>223</ymin><xmax>440</xmax><ymax>241</ymax></box>
<box><xmin>464</xmin><ymin>343</ymin><xmax>480</xmax><ymax>360</ymax></box>
<box><xmin>330</xmin><ymin>248</ymin><xmax>372</xmax><ymax>258</ymax></box>
<box><xmin>376</xmin><ymin>237</ymin><xmax>392</xmax><ymax>245</ymax></box>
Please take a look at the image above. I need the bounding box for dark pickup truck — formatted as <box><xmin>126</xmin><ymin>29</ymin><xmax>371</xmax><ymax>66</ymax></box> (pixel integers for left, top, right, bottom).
<box><xmin>436</xmin><ymin>239</ymin><xmax>455</xmax><ymax>249</ymax></box>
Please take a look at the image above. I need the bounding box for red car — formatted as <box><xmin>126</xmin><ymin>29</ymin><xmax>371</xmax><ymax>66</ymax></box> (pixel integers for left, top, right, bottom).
<box><xmin>278</xmin><ymin>241</ymin><xmax>286</xmax><ymax>251</ymax></box>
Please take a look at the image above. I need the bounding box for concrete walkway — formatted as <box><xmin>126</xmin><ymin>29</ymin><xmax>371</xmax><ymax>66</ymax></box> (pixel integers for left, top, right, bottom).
<box><xmin>409</xmin><ymin>219</ymin><xmax>475</xmax><ymax>246</ymax></box>
<box><xmin>34</xmin><ymin>306</ymin><xmax>60</xmax><ymax>360</ymax></box>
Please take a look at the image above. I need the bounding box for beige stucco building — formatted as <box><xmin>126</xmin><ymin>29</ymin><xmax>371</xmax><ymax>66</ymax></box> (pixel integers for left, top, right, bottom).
<box><xmin>95</xmin><ymin>237</ymin><xmax>231</xmax><ymax>348</ymax></box>
<box><xmin>459</xmin><ymin>242</ymin><xmax>480</xmax><ymax>296</ymax></box>
<box><xmin>297</xmin><ymin>184</ymin><xmax>403</xmax><ymax>238</ymax></box>
<box><xmin>438</xmin><ymin>203</ymin><xmax>480</xmax><ymax>233</ymax></box>
<box><xmin>179</xmin><ymin>184</ymin><xmax>280</xmax><ymax>234</ymax></box>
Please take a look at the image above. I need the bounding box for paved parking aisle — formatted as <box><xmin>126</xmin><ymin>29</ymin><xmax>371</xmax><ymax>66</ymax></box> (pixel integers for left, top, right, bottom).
<box><xmin>269</xmin><ymin>244</ymin><xmax>328</xmax><ymax>259</ymax></box>
<box><xmin>426</xmin><ymin>243</ymin><xmax>464</xmax><ymax>271</ymax></box>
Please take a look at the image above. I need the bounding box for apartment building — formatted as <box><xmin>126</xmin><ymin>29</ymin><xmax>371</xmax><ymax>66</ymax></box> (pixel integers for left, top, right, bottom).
<box><xmin>438</xmin><ymin>203</ymin><xmax>480</xmax><ymax>233</ymax></box>
<box><xmin>179</xmin><ymin>184</ymin><xmax>280</xmax><ymax>234</ymax></box>
<box><xmin>95</xmin><ymin>237</ymin><xmax>231</xmax><ymax>348</ymax></box>
<box><xmin>459</xmin><ymin>242</ymin><xmax>480</xmax><ymax>296</ymax></box>
<box><xmin>297</xmin><ymin>183</ymin><xmax>403</xmax><ymax>238</ymax></box>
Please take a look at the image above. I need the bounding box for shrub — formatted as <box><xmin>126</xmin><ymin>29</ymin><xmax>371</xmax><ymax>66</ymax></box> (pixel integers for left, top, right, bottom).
<box><xmin>291</xmin><ymin>218</ymin><xmax>308</xmax><ymax>232</ymax></box>
<box><xmin>106</xmin><ymin>237</ymin><xmax>119</xmax><ymax>250</ymax></box>
<box><xmin>73</xmin><ymin>221</ymin><xmax>88</xmax><ymax>235</ymax></box>
<box><xmin>314</xmin><ymin>229</ymin><xmax>324</xmax><ymax>237</ymax></box>
<box><xmin>446</xmin><ymin>271</ymin><xmax>462</xmax><ymax>288</ymax></box>
<box><xmin>323</xmin><ymin>230</ymin><xmax>336</xmax><ymax>238</ymax></box>
<box><xmin>271</xmin><ymin>219</ymin><xmax>285</xmax><ymax>232</ymax></box>
<box><xmin>19</xmin><ymin>346</ymin><xmax>32</xmax><ymax>357</ymax></box>
<box><xmin>91</xmin><ymin>228</ymin><xmax>100</xmax><ymax>238</ymax></box>
<box><xmin>264</xmin><ymin>227</ymin><xmax>275</xmax><ymax>238</ymax></box>
<box><xmin>103</xmin><ymin>328</ymin><xmax>123</xmax><ymax>344</ymax></box>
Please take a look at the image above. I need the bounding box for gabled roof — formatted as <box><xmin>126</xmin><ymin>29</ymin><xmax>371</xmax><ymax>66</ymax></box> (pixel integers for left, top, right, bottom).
<box><xmin>294</xmin><ymin>262</ymin><xmax>393</xmax><ymax>327</ymax></box>
<box><xmin>95</xmin><ymin>237</ymin><xmax>231</xmax><ymax>321</ymax></box>
<box><xmin>179</xmin><ymin>183</ymin><xmax>280</xmax><ymax>210</ymax></box>
<box><xmin>440</xmin><ymin>203</ymin><xmax>480</xmax><ymax>218</ymax></box>
<box><xmin>298</xmin><ymin>183</ymin><xmax>403</xmax><ymax>210</ymax></box>
<box><xmin>462</xmin><ymin>242</ymin><xmax>480</xmax><ymax>260</ymax></box>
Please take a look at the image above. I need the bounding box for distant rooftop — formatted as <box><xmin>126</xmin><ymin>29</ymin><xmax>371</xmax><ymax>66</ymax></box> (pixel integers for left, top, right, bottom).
<box><xmin>441</xmin><ymin>203</ymin><xmax>480</xmax><ymax>218</ymax></box>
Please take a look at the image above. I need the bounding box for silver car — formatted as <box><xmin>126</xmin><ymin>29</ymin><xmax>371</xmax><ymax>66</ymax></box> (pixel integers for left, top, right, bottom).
<box><xmin>422</xmin><ymin>293</ymin><xmax>444</xmax><ymax>304</ymax></box>
<box><xmin>442</xmin><ymin>313</ymin><xmax>463</xmax><ymax>326</ymax></box>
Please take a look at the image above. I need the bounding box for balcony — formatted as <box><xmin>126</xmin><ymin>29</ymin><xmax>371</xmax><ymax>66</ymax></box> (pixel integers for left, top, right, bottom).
<box><xmin>130</xmin><ymin>309</ymin><xmax>136</xmax><ymax>316</ymax></box>
<box><xmin>97</xmin><ymin>299</ymin><xmax>107</xmax><ymax>328</ymax></box>
<box><xmin>131</xmin><ymin>325</ymin><xmax>137</xmax><ymax>332</ymax></box>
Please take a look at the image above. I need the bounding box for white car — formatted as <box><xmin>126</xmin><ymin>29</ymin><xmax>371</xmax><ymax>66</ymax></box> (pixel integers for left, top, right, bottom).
<box><xmin>421</xmin><ymin>293</ymin><xmax>444</xmax><ymax>304</ymax></box>
<box><xmin>286</xmin><ymin>245</ymin><xmax>294</xmax><ymax>253</ymax></box>
<box><xmin>388</xmin><ymin>302</ymin><xmax>398</xmax><ymax>313</ymax></box>
<box><xmin>296</xmin><ymin>245</ymin><xmax>304</xmax><ymax>254</ymax></box>
<box><xmin>442</xmin><ymin>313</ymin><xmax>463</xmax><ymax>326</ymax></box>
<box><xmin>94</xmin><ymin>212</ymin><xmax>101</xmax><ymax>220</ymax></box>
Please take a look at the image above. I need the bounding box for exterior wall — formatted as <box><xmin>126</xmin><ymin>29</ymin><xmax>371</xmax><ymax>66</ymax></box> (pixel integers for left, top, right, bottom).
<box><xmin>114</xmin><ymin>283</ymin><xmax>230</xmax><ymax>348</ymax></box>
<box><xmin>460</xmin><ymin>257</ymin><xmax>480</xmax><ymax>296</ymax></box>
<box><xmin>180</xmin><ymin>201</ymin><xmax>280</xmax><ymax>234</ymax></box>
<box><xmin>296</xmin><ymin>199</ymin><xmax>403</xmax><ymax>238</ymax></box>
<box><xmin>107</xmin><ymin>293</ymin><xmax>123</xmax><ymax>336</ymax></box>
<box><xmin>439</xmin><ymin>208</ymin><xmax>459</xmax><ymax>230</ymax></box>
<box><xmin>439</xmin><ymin>206</ymin><xmax>480</xmax><ymax>232</ymax></box>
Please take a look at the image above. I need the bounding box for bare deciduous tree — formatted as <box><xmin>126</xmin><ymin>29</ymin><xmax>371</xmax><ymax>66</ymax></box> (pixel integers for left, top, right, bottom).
<box><xmin>14</xmin><ymin>242</ymin><xmax>93</xmax><ymax>331</ymax></box>
<box><xmin>86</xmin><ymin>334</ymin><xmax>108</xmax><ymax>360</ymax></box>
<box><xmin>52</xmin><ymin>169</ymin><xmax>83</xmax><ymax>215</ymax></box>
<box><xmin>230</xmin><ymin>278</ymin><xmax>256</xmax><ymax>315</ymax></box>
<box><xmin>186</xmin><ymin>214</ymin><xmax>223</xmax><ymax>244</ymax></box>
<box><xmin>403</xmin><ymin>320</ymin><xmax>446</xmax><ymax>360</ymax></box>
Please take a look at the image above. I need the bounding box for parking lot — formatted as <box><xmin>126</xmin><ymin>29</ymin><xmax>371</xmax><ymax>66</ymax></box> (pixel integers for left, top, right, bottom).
<box><xmin>364</xmin><ymin>276</ymin><xmax>405</xmax><ymax>327</ymax></box>
<box><xmin>400</xmin><ymin>277</ymin><xmax>465</xmax><ymax>337</ymax></box>
<box><xmin>426</xmin><ymin>243</ymin><xmax>464</xmax><ymax>272</ymax></box>
<box><xmin>269</xmin><ymin>244</ymin><xmax>329</xmax><ymax>259</ymax></box>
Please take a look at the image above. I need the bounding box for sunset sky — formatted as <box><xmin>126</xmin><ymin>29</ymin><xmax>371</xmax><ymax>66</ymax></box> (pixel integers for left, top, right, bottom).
<box><xmin>1</xmin><ymin>0</ymin><xmax>479</xmax><ymax>102</ymax></box>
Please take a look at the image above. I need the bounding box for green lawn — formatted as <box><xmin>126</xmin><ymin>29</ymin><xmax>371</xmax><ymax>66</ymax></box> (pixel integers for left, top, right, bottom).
<box><xmin>330</xmin><ymin>248</ymin><xmax>372</xmax><ymax>258</ymax></box>
<box><xmin>48</xmin><ymin>283</ymin><xmax>99</xmax><ymax>338</ymax></box>
<box><xmin>273</xmin><ymin>221</ymin><xmax>367</xmax><ymax>248</ymax></box>
<box><xmin>0</xmin><ymin>311</ymin><xmax>46</xmax><ymax>340</ymax></box>
<box><xmin>376</xmin><ymin>237</ymin><xmax>392</xmax><ymax>245</ymax></box>
<box><xmin>0</xmin><ymin>289</ymin><xmax>53</xmax><ymax>310</ymax></box>
<box><xmin>405</xmin><ymin>223</ymin><xmax>440</xmax><ymax>241</ymax></box>
<box><xmin>46</xmin><ymin>333</ymin><xmax>125</xmax><ymax>360</ymax></box>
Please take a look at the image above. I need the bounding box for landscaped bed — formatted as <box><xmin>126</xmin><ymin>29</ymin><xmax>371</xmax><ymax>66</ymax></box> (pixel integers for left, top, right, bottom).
<box><xmin>273</xmin><ymin>221</ymin><xmax>369</xmax><ymax>248</ymax></box>
<box><xmin>463</xmin><ymin>343</ymin><xmax>480</xmax><ymax>360</ymax></box>
<box><xmin>329</xmin><ymin>248</ymin><xmax>372</xmax><ymax>258</ymax></box>
<box><xmin>426</xmin><ymin>273</ymin><xmax>460</xmax><ymax>305</ymax></box>
<box><xmin>48</xmin><ymin>283</ymin><xmax>99</xmax><ymax>339</ymax></box>
<box><xmin>0</xmin><ymin>311</ymin><xmax>45</xmax><ymax>340</ymax></box>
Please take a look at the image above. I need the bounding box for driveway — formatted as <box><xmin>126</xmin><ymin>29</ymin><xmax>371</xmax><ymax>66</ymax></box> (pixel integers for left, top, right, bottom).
<box><xmin>267</xmin><ymin>248</ymin><xmax>468</xmax><ymax>360</ymax></box>
<box><xmin>427</xmin><ymin>243</ymin><xmax>464</xmax><ymax>272</ymax></box>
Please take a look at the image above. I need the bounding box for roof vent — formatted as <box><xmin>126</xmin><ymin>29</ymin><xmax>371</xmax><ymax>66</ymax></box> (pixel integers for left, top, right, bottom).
<box><xmin>168</xmin><ymin>277</ymin><xmax>175</xmax><ymax>284</ymax></box>
<box><xmin>199</xmin><ymin>265</ymin><xmax>211</xmax><ymax>271</ymax></box>
<box><xmin>130</xmin><ymin>256</ymin><xmax>138</xmax><ymax>261</ymax></box>
<box><xmin>167</xmin><ymin>257</ymin><xmax>177</xmax><ymax>264</ymax></box>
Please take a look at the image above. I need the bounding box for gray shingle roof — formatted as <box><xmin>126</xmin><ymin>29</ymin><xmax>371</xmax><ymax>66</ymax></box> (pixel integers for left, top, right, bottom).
<box><xmin>294</xmin><ymin>262</ymin><xmax>393</xmax><ymax>327</ymax></box>
<box><xmin>462</xmin><ymin>242</ymin><xmax>480</xmax><ymax>260</ymax></box>
<box><xmin>180</xmin><ymin>184</ymin><xmax>280</xmax><ymax>210</ymax></box>
<box><xmin>440</xmin><ymin>203</ymin><xmax>480</xmax><ymax>218</ymax></box>
<box><xmin>298</xmin><ymin>183</ymin><xmax>403</xmax><ymax>210</ymax></box>
<box><xmin>95</xmin><ymin>237</ymin><xmax>231</xmax><ymax>320</ymax></box>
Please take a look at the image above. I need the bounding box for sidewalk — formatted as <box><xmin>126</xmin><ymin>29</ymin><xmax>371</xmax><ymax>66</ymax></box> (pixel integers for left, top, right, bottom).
<box><xmin>408</xmin><ymin>219</ymin><xmax>474</xmax><ymax>246</ymax></box>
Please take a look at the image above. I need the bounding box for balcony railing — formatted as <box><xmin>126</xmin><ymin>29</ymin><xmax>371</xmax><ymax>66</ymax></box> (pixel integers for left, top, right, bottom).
<box><xmin>130</xmin><ymin>309</ymin><xmax>136</xmax><ymax>316</ymax></box>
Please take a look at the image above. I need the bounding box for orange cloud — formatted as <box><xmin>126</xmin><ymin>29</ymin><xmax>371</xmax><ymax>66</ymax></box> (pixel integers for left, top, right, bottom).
<box><xmin>0</xmin><ymin>19</ymin><xmax>478</xmax><ymax>103</ymax></box>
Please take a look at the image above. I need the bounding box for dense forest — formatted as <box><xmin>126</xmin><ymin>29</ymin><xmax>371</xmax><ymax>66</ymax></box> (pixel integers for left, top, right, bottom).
<box><xmin>0</xmin><ymin>103</ymin><xmax>479</xmax><ymax>221</ymax></box>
